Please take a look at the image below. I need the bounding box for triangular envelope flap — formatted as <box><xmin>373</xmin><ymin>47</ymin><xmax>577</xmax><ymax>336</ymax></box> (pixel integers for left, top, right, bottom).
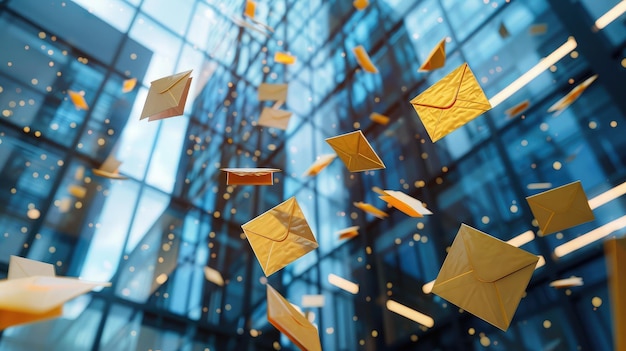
<box><xmin>461</xmin><ymin>225</ymin><xmax>538</xmax><ymax>283</ymax></box>
<box><xmin>356</xmin><ymin>132</ymin><xmax>382</xmax><ymax>162</ymax></box>
<box><xmin>268</xmin><ymin>108</ymin><xmax>292</xmax><ymax>119</ymax></box>
<box><xmin>326</xmin><ymin>131</ymin><xmax>361</xmax><ymax>155</ymax></box>
<box><xmin>9</xmin><ymin>256</ymin><xmax>55</xmax><ymax>280</ymax></box>
<box><xmin>411</xmin><ymin>63</ymin><xmax>467</xmax><ymax>109</ymax></box>
<box><xmin>267</xmin><ymin>284</ymin><xmax>310</xmax><ymax>328</ymax></box>
<box><xmin>527</xmin><ymin>182</ymin><xmax>583</xmax><ymax>214</ymax></box>
<box><xmin>242</xmin><ymin>198</ymin><xmax>295</xmax><ymax>241</ymax></box>
<box><xmin>155</xmin><ymin>70</ymin><xmax>192</xmax><ymax>94</ymax></box>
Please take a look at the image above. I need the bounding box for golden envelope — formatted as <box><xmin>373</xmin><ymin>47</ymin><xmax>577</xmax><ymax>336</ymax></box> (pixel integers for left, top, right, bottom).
<box><xmin>547</xmin><ymin>75</ymin><xmax>598</xmax><ymax>114</ymax></box>
<box><xmin>267</xmin><ymin>284</ymin><xmax>322</xmax><ymax>351</ymax></box>
<box><xmin>140</xmin><ymin>70</ymin><xmax>192</xmax><ymax>121</ymax></box>
<box><xmin>122</xmin><ymin>78</ymin><xmax>137</xmax><ymax>93</ymax></box>
<box><xmin>370</xmin><ymin>112</ymin><xmax>390</xmax><ymax>125</ymax></box>
<box><xmin>258</xmin><ymin>83</ymin><xmax>288</xmax><ymax>102</ymax></box>
<box><xmin>432</xmin><ymin>224</ymin><xmax>538</xmax><ymax>331</ymax></box>
<box><xmin>379</xmin><ymin>190</ymin><xmax>433</xmax><ymax>217</ymax></box>
<box><xmin>258</xmin><ymin>107</ymin><xmax>293</xmax><ymax>130</ymax></box>
<box><xmin>92</xmin><ymin>154</ymin><xmax>128</xmax><ymax>180</ymax></box>
<box><xmin>419</xmin><ymin>38</ymin><xmax>446</xmax><ymax>72</ymax></box>
<box><xmin>244</xmin><ymin>0</ymin><xmax>256</xmax><ymax>18</ymax></box>
<box><xmin>337</xmin><ymin>226</ymin><xmax>360</xmax><ymax>240</ymax></box>
<box><xmin>68</xmin><ymin>90</ymin><xmax>89</xmax><ymax>111</ymax></box>
<box><xmin>605</xmin><ymin>237</ymin><xmax>626</xmax><ymax>351</ymax></box>
<box><xmin>529</xmin><ymin>23</ymin><xmax>548</xmax><ymax>35</ymax></box>
<box><xmin>505</xmin><ymin>100</ymin><xmax>530</xmax><ymax>118</ymax></box>
<box><xmin>410</xmin><ymin>63</ymin><xmax>491</xmax><ymax>142</ymax></box>
<box><xmin>353</xmin><ymin>201</ymin><xmax>388</xmax><ymax>219</ymax></box>
<box><xmin>68</xmin><ymin>184</ymin><xmax>87</xmax><ymax>198</ymax></box>
<box><xmin>242</xmin><ymin>197</ymin><xmax>318</xmax><ymax>276</ymax></box>
<box><xmin>526</xmin><ymin>180</ymin><xmax>595</xmax><ymax>236</ymax></box>
<box><xmin>326</xmin><ymin>130</ymin><xmax>385</xmax><ymax>172</ymax></box>
<box><xmin>352</xmin><ymin>45</ymin><xmax>378</xmax><ymax>73</ymax></box>
<box><xmin>353</xmin><ymin>0</ymin><xmax>369</xmax><ymax>10</ymax></box>
<box><xmin>221</xmin><ymin>167</ymin><xmax>281</xmax><ymax>185</ymax></box>
<box><xmin>274</xmin><ymin>52</ymin><xmax>296</xmax><ymax>65</ymax></box>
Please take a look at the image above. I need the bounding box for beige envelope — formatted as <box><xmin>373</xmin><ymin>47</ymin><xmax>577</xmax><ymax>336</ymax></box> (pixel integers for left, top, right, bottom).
<box><xmin>92</xmin><ymin>154</ymin><xmax>127</xmax><ymax>180</ymax></box>
<box><xmin>353</xmin><ymin>201</ymin><xmax>388</xmax><ymax>219</ymax></box>
<box><xmin>370</xmin><ymin>112</ymin><xmax>390</xmax><ymax>125</ymax></box>
<box><xmin>302</xmin><ymin>154</ymin><xmax>337</xmax><ymax>177</ymax></box>
<box><xmin>326</xmin><ymin>130</ymin><xmax>385</xmax><ymax>172</ymax></box>
<box><xmin>529</xmin><ymin>23</ymin><xmax>548</xmax><ymax>35</ymax></box>
<box><xmin>140</xmin><ymin>70</ymin><xmax>193</xmax><ymax>121</ymax></box>
<box><xmin>274</xmin><ymin>52</ymin><xmax>296</xmax><ymax>65</ymax></box>
<box><xmin>353</xmin><ymin>0</ymin><xmax>369</xmax><ymax>10</ymax></box>
<box><xmin>258</xmin><ymin>107</ymin><xmax>293</xmax><ymax>130</ymax></box>
<box><xmin>337</xmin><ymin>226</ymin><xmax>360</xmax><ymax>240</ymax></box>
<box><xmin>352</xmin><ymin>45</ymin><xmax>378</xmax><ymax>73</ymax></box>
<box><xmin>419</xmin><ymin>38</ymin><xmax>446</xmax><ymax>72</ymax></box>
<box><xmin>526</xmin><ymin>180</ymin><xmax>595</xmax><ymax>236</ymax></box>
<box><xmin>432</xmin><ymin>224</ymin><xmax>538</xmax><ymax>331</ymax></box>
<box><xmin>122</xmin><ymin>78</ymin><xmax>137</xmax><ymax>93</ymax></box>
<box><xmin>8</xmin><ymin>255</ymin><xmax>55</xmax><ymax>280</ymax></box>
<box><xmin>203</xmin><ymin>266</ymin><xmax>224</xmax><ymax>286</ymax></box>
<box><xmin>605</xmin><ymin>237</ymin><xmax>626</xmax><ymax>351</ymax></box>
<box><xmin>242</xmin><ymin>197</ymin><xmax>319</xmax><ymax>276</ymax></box>
<box><xmin>267</xmin><ymin>284</ymin><xmax>322</xmax><ymax>351</ymax></box>
<box><xmin>258</xmin><ymin>83</ymin><xmax>288</xmax><ymax>102</ymax></box>
<box><xmin>379</xmin><ymin>190</ymin><xmax>433</xmax><ymax>217</ymax></box>
<box><xmin>547</xmin><ymin>75</ymin><xmax>598</xmax><ymax>114</ymax></box>
<box><xmin>221</xmin><ymin>168</ymin><xmax>281</xmax><ymax>185</ymax></box>
<box><xmin>68</xmin><ymin>90</ymin><xmax>89</xmax><ymax>111</ymax></box>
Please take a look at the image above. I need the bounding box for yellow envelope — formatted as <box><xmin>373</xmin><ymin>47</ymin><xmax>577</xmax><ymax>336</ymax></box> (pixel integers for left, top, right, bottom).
<box><xmin>529</xmin><ymin>23</ymin><xmax>547</xmax><ymax>35</ymax></box>
<box><xmin>68</xmin><ymin>90</ymin><xmax>89</xmax><ymax>111</ymax></box>
<box><xmin>242</xmin><ymin>197</ymin><xmax>318</xmax><ymax>276</ymax></box>
<box><xmin>274</xmin><ymin>52</ymin><xmax>296</xmax><ymax>65</ymax></box>
<box><xmin>203</xmin><ymin>266</ymin><xmax>224</xmax><ymax>286</ymax></box>
<box><xmin>410</xmin><ymin>63</ymin><xmax>491</xmax><ymax>142</ymax></box>
<box><xmin>370</xmin><ymin>112</ymin><xmax>390</xmax><ymax>125</ymax></box>
<box><xmin>258</xmin><ymin>107</ymin><xmax>292</xmax><ymax>130</ymax></box>
<box><xmin>337</xmin><ymin>226</ymin><xmax>360</xmax><ymax>240</ymax></box>
<box><xmin>122</xmin><ymin>78</ymin><xmax>137</xmax><ymax>93</ymax></box>
<box><xmin>325</xmin><ymin>130</ymin><xmax>385</xmax><ymax>172</ymax></box>
<box><xmin>303</xmin><ymin>154</ymin><xmax>337</xmax><ymax>177</ymax></box>
<box><xmin>605</xmin><ymin>237</ymin><xmax>626</xmax><ymax>351</ymax></box>
<box><xmin>419</xmin><ymin>38</ymin><xmax>446</xmax><ymax>72</ymax></box>
<box><xmin>498</xmin><ymin>22</ymin><xmax>510</xmax><ymax>39</ymax></box>
<box><xmin>244</xmin><ymin>0</ymin><xmax>256</xmax><ymax>18</ymax></box>
<box><xmin>221</xmin><ymin>167</ymin><xmax>281</xmax><ymax>185</ymax></box>
<box><xmin>547</xmin><ymin>75</ymin><xmax>598</xmax><ymax>114</ymax></box>
<box><xmin>258</xmin><ymin>83</ymin><xmax>288</xmax><ymax>102</ymax></box>
<box><xmin>267</xmin><ymin>284</ymin><xmax>322</xmax><ymax>351</ymax></box>
<box><xmin>549</xmin><ymin>276</ymin><xmax>583</xmax><ymax>288</ymax></box>
<box><xmin>505</xmin><ymin>100</ymin><xmax>530</xmax><ymax>118</ymax></box>
<box><xmin>526</xmin><ymin>180</ymin><xmax>595</xmax><ymax>236</ymax></box>
<box><xmin>68</xmin><ymin>184</ymin><xmax>87</xmax><ymax>198</ymax></box>
<box><xmin>353</xmin><ymin>201</ymin><xmax>388</xmax><ymax>219</ymax></box>
<box><xmin>92</xmin><ymin>154</ymin><xmax>128</xmax><ymax>180</ymax></box>
<box><xmin>432</xmin><ymin>224</ymin><xmax>538</xmax><ymax>331</ymax></box>
<box><xmin>353</xmin><ymin>0</ymin><xmax>369</xmax><ymax>10</ymax></box>
<box><xmin>352</xmin><ymin>45</ymin><xmax>378</xmax><ymax>73</ymax></box>
<box><xmin>140</xmin><ymin>69</ymin><xmax>193</xmax><ymax>121</ymax></box>
<box><xmin>371</xmin><ymin>186</ymin><xmax>387</xmax><ymax>196</ymax></box>
<box><xmin>379</xmin><ymin>190</ymin><xmax>433</xmax><ymax>217</ymax></box>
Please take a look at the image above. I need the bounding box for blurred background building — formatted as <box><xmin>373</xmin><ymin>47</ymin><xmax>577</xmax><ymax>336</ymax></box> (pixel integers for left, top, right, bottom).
<box><xmin>0</xmin><ymin>0</ymin><xmax>625</xmax><ymax>350</ymax></box>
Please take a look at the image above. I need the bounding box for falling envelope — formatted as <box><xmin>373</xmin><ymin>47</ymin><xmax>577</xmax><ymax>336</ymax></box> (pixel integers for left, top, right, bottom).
<box><xmin>122</xmin><ymin>78</ymin><xmax>137</xmax><ymax>93</ymax></box>
<box><xmin>258</xmin><ymin>107</ymin><xmax>293</xmax><ymax>130</ymax></box>
<box><xmin>419</xmin><ymin>38</ymin><xmax>446</xmax><ymax>72</ymax></box>
<box><xmin>68</xmin><ymin>184</ymin><xmax>87</xmax><ymax>199</ymax></box>
<box><xmin>221</xmin><ymin>168</ymin><xmax>281</xmax><ymax>185</ymax></box>
<box><xmin>529</xmin><ymin>23</ymin><xmax>548</xmax><ymax>35</ymax></box>
<box><xmin>549</xmin><ymin>277</ymin><xmax>583</xmax><ymax>288</ymax></box>
<box><xmin>140</xmin><ymin>69</ymin><xmax>193</xmax><ymax>121</ymax></box>
<box><xmin>370</xmin><ymin>112</ymin><xmax>390</xmax><ymax>125</ymax></box>
<box><xmin>605</xmin><ymin>237</ymin><xmax>626</xmax><ymax>351</ymax></box>
<box><xmin>379</xmin><ymin>190</ymin><xmax>433</xmax><ymax>217</ymax></box>
<box><xmin>274</xmin><ymin>52</ymin><xmax>296</xmax><ymax>65</ymax></box>
<box><xmin>243</xmin><ymin>0</ymin><xmax>256</xmax><ymax>18</ymax></box>
<box><xmin>68</xmin><ymin>90</ymin><xmax>88</xmax><ymax>111</ymax></box>
<box><xmin>258</xmin><ymin>83</ymin><xmax>288</xmax><ymax>102</ymax></box>
<box><xmin>92</xmin><ymin>154</ymin><xmax>127</xmax><ymax>180</ymax></box>
<box><xmin>303</xmin><ymin>154</ymin><xmax>337</xmax><ymax>177</ymax></box>
<box><xmin>353</xmin><ymin>201</ymin><xmax>388</xmax><ymax>219</ymax></box>
<box><xmin>371</xmin><ymin>186</ymin><xmax>387</xmax><ymax>196</ymax></box>
<box><xmin>547</xmin><ymin>75</ymin><xmax>598</xmax><ymax>114</ymax></box>
<box><xmin>326</xmin><ymin>130</ymin><xmax>385</xmax><ymax>172</ymax></box>
<box><xmin>506</xmin><ymin>100</ymin><xmax>530</xmax><ymax>118</ymax></box>
<box><xmin>203</xmin><ymin>266</ymin><xmax>225</xmax><ymax>286</ymax></box>
<box><xmin>352</xmin><ymin>45</ymin><xmax>378</xmax><ymax>73</ymax></box>
<box><xmin>353</xmin><ymin>0</ymin><xmax>369</xmax><ymax>10</ymax></box>
<box><xmin>301</xmin><ymin>294</ymin><xmax>325</xmax><ymax>308</ymax></box>
<box><xmin>337</xmin><ymin>226</ymin><xmax>360</xmax><ymax>240</ymax></box>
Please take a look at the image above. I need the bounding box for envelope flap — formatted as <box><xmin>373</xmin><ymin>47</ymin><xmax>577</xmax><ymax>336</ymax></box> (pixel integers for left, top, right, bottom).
<box><xmin>258</xmin><ymin>83</ymin><xmax>288</xmax><ymax>101</ymax></box>
<box><xmin>154</xmin><ymin>70</ymin><xmax>193</xmax><ymax>94</ymax></box>
<box><xmin>267</xmin><ymin>284</ymin><xmax>310</xmax><ymax>327</ymax></box>
<box><xmin>326</xmin><ymin>131</ymin><xmax>360</xmax><ymax>155</ymax></box>
<box><xmin>410</xmin><ymin>63</ymin><xmax>468</xmax><ymax>109</ymax></box>
<box><xmin>242</xmin><ymin>197</ymin><xmax>296</xmax><ymax>241</ymax></box>
<box><xmin>8</xmin><ymin>256</ymin><xmax>55</xmax><ymax>280</ymax></box>
<box><xmin>461</xmin><ymin>224</ymin><xmax>538</xmax><ymax>283</ymax></box>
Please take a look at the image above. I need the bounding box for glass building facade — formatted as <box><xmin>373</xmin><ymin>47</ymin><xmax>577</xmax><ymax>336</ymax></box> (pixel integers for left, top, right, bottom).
<box><xmin>0</xmin><ymin>0</ymin><xmax>625</xmax><ymax>349</ymax></box>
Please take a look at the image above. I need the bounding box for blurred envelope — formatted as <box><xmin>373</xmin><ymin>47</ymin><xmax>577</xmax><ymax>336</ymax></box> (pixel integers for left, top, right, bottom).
<box><xmin>92</xmin><ymin>154</ymin><xmax>127</xmax><ymax>180</ymax></box>
<box><xmin>352</xmin><ymin>45</ymin><xmax>378</xmax><ymax>73</ymax></box>
<box><xmin>529</xmin><ymin>23</ymin><xmax>547</xmax><ymax>35</ymax></box>
<box><xmin>547</xmin><ymin>75</ymin><xmax>598</xmax><ymax>114</ymax></box>
<box><xmin>371</xmin><ymin>186</ymin><xmax>387</xmax><ymax>196</ymax></box>
<box><xmin>379</xmin><ymin>190</ymin><xmax>433</xmax><ymax>217</ymax></box>
<box><xmin>303</xmin><ymin>154</ymin><xmax>336</xmax><ymax>177</ymax></box>
<box><xmin>68</xmin><ymin>184</ymin><xmax>87</xmax><ymax>199</ymax></box>
<box><xmin>526</xmin><ymin>180</ymin><xmax>594</xmax><ymax>236</ymax></box>
<box><xmin>410</xmin><ymin>63</ymin><xmax>491</xmax><ymax>142</ymax></box>
<box><xmin>203</xmin><ymin>266</ymin><xmax>225</xmax><ymax>286</ymax></box>
<box><xmin>498</xmin><ymin>22</ymin><xmax>510</xmax><ymax>39</ymax></box>
<box><xmin>267</xmin><ymin>284</ymin><xmax>322</xmax><ymax>351</ymax></box>
<box><xmin>326</xmin><ymin>130</ymin><xmax>385</xmax><ymax>172</ymax></box>
<box><xmin>353</xmin><ymin>0</ymin><xmax>369</xmax><ymax>10</ymax></box>
<box><xmin>506</xmin><ymin>100</ymin><xmax>530</xmax><ymax>118</ymax></box>
<box><xmin>140</xmin><ymin>69</ymin><xmax>192</xmax><ymax>121</ymax></box>
<box><xmin>8</xmin><ymin>255</ymin><xmax>55</xmax><ymax>279</ymax></box>
<box><xmin>370</xmin><ymin>112</ymin><xmax>390</xmax><ymax>125</ymax></box>
<box><xmin>68</xmin><ymin>90</ymin><xmax>88</xmax><ymax>111</ymax></box>
<box><xmin>337</xmin><ymin>226</ymin><xmax>360</xmax><ymax>240</ymax></box>
<box><xmin>353</xmin><ymin>201</ymin><xmax>387</xmax><ymax>219</ymax></box>
<box><xmin>242</xmin><ymin>197</ymin><xmax>318</xmax><ymax>276</ymax></box>
<box><xmin>301</xmin><ymin>294</ymin><xmax>325</xmax><ymax>308</ymax></box>
<box><xmin>258</xmin><ymin>107</ymin><xmax>292</xmax><ymax>130</ymax></box>
<box><xmin>258</xmin><ymin>83</ymin><xmax>288</xmax><ymax>102</ymax></box>
<box><xmin>244</xmin><ymin>0</ymin><xmax>256</xmax><ymax>18</ymax></box>
<box><xmin>419</xmin><ymin>38</ymin><xmax>446</xmax><ymax>72</ymax></box>
<box><xmin>122</xmin><ymin>78</ymin><xmax>137</xmax><ymax>93</ymax></box>
<box><xmin>605</xmin><ymin>237</ymin><xmax>626</xmax><ymax>351</ymax></box>
<box><xmin>432</xmin><ymin>224</ymin><xmax>538</xmax><ymax>331</ymax></box>
<box><xmin>221</xmin><ymin>168</ymin><xmax>281</xmax><ymax>185</ymax></box>
<box><xmin>274</xmin><ymin>52</ymin><xmax>296</xmax><ymax>65</ymax></box>
<box><xmin>549</xmin><ymin>276</ymin><xmax>583</xmax><ymax>289</ymax></box>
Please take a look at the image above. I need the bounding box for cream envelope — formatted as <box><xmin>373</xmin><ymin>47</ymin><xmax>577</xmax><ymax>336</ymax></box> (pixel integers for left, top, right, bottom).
<box><xmin>203</xmin><ymin>266</ymin><xmax>224</xmax><ymax>286</ymax></box>
<box><xmin>410</xmin><ymin>63</ymin><xmax>491</xmax><ymax>142</ymax></box>
<box><xmin>379</xmin><ymin>190</ymin><xmax>433</xmax><ymax>217</ymax></box>
<box><xmin>370</xmin><ymin>112</ymin><xmax>390</xmax><ymax>125</ymax></box>
<box><xmin>242</xmin><ymin>197</ymin><xmax>319</xmax><ymax>276</ymax></box>
<box><xmin>258</xmin><ymin>83</ymin><xmax>288</xmax><ymax>102</ymax></box>
<box><xmin>498</xmin><ymin>22</ymin><xmax>510</xmax><ymax>39</ymax></box>
<box><xmin>325</xmin><ymin>130</ymin><xmax>385</xmax><ymax>172</ymax></box>
<box><xmin>267</xmin><ymin>284</ymin><xmax>322</xmax><ymax>351</ymax></box>
<box><xmin>301</xmin><ymin>294</ymin><xmax>325</xmax><ymax>308</ymax></box>
<box><xmin>547</xmin><ymin>75</ymin><xmax>598</xmax><ymax>114</ymax></box>
<box><xmin>506</xmin><ymin>100</ymin><xmax>530</xmax><ymax>118</ymax></box>
<box><xmin>302</xmin><ymin>154</ymin><xmax>337</xmax><ymax>177</ymax></box>
<box><xmin>221</xmin><ymin>167</ymin><xmax>281</xmax><ymax>185</ymax></box>
<box><xmin>68</xmin><ymin>90</ymin><xmax>89</xmax><ymax>111</ymax></box>
<box><xmin>549</xmin><ymin>276</ymin><xmax>583</xmax><ymax>288</ymax></box>
<box><xmin>605</xmin><ymin>237</ymin><xmax>626</xmax><ymax>351</ymax></box>
<box><xmin>432</xmin><ymin>224</ymin><xmax>539</xmax><ymax>331</ymax></box>
<box><xmin>274</xmin><ymin>52</ymin><xmax>296</xmax><ymax>65</ymax></box>
<box><xmin>353</xmin><ymin>201</ymin><xmax>388</xmax><ymax>219</ymax></box>
<box><xmin>526</xmin><ymin>180</ymin><xmax>594</xmax><ymax>236</ymax></box>
<box><xmin>419</xmin><ymin>38</ymin><xmax>446</xmax><ymax>72</ymax></box>
<box><xmin>353</xmin><ymin>0</ymin><xmax>369</xmax><ymax>10</ymax></box>
<box><xmin>337</xmin><ymin>226</ymin><xmax>360</xmax><ymax>240</ymax></box>
<box><xmin>122</xmin><ymin>78</ymin><xmax>137</xmax><ymax>93</ymax></box>
<box><xmin>258</xmin><ymin>107</ymin><xmax>293</xmax><ymax>130</ymax></box>
<box><xmin>92</xmin><ymin>154</ymin><xmax>128</xmax><ymax>180</ymax></box>
<box><xmin>352</xmin><ymin>45</ymin><xmax>378</xmax><ymax>73</ymax></box>
<box><xmin>68</xmin><ymin>184</ymin><xmax>87</xmax><ymax>199</ymax></box>
<box><xmin>140</xmin><ymin>69</ymin><xmax>193</xmax><ymax>121</ymax></box>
